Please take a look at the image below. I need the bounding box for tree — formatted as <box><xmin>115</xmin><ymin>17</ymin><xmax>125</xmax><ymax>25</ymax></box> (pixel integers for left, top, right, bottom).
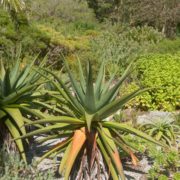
<box><xmin>86</xmin><ymin>0</ymin><xmax>180</xmax><ymax>37</ymax></box>
<box><xmin>124</xmin><ymin>0</ymin><xmax>180</xmax><ymax>38</ymax></box>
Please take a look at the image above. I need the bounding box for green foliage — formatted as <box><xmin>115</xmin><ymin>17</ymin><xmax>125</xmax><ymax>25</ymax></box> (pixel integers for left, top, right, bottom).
<box><xmin>151</xmin><ymin>38</ymin><xmax>180</xmax><ymax>54</ymax></box>
<box><xmin>125</xmin><ymin>133</ymin><xmax>179</xmax><ymax>179</ymax></box>
<box><xmin>0</xmin><ymin>54</ymin><xmax>46</xmax><ymax>161</ymax></box>
<box><xmin>148</xmin><ymin>148</ymin><xmax>180</xmax><ymax>179</ymax></box>
<box><xmin>112</xmin><ymin>25</ymin><xmax>164</xmax><ymax>44</ymax></box>
<box><xmin>0</xmin><ymin>9</ymin><xmax>51</xmax><ymax>58</ymax></box>
<box><xmin>0</xmin><ymin>9</ymin><xmax>15</xmax><ymax>56</ymax></box>
<box><xmin>86</xmin><ymin>0</ymin><xmax>180</xmax><ymax>37</ymax></box>
<box><xmin>124</xmin><ymin>54</ymin><xmax>180</xmax><ymax>111</ymax></box>
<box><xmin>0</xmin><ymin>149</ymin><xmax>54</xmax><ymax>179</ymax></box>
<box><xmin>158</xmin><ymin>175</ymin><xmax>168</xmax><ymax>180</ymax></box>
<box><xmin>29</xmin><ymin>0</ymin><xmax>98</xmax><ymax>36</ymax></box>
<box><xmin>121</xmin><ymin>134</ymin><xmax>179</xmax><ymax>179</ymax></box>
<box><xmin>0</xmin><ymin>0</ymin><xmax>25</xmax><ymax>12</ymax></box>
<box><xmin>87</xmin><ymin>26</ymin><xmax>163</xmax><ymax>76</ymax></box>
<box><xmin>19</xmin><ymin>25</ymin><xmax>50</xmax><ymax>55</ymax></box>
<box><xmin>37</xmin><ymin>25</ymin><xmax>90</xmax><ymax>52</ymax></box>
<box><xmin>174</xmin><ymin>172</ymin><xmax>180</xmax><ymax>180</ymax></box>
<box><xmin>18</xmin><ymin>60</ymin><xmax>163</xmax><ymax>180</ymax></box>
<box><xmin>0</xmin><ymin>6</ymin><xmax>96</xmax><ymax>68</ymax></box>
<box><xmin>30</xmin><ymin>0</ymin><xmax>96</xmax><ymax>23</ymax></box>
<box><xmin>139</xmin><ymin>115</ymin><xmax>179</xmax><ymax>146</ymax></box>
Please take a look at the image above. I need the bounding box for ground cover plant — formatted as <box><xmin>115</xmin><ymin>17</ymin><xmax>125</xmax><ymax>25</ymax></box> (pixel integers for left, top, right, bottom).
<box><xmin>123</xmin><ymin>134</ymin><xmax>180</xmax><ymax>180</ymax></box>
<box><xmin>148</xmin><ymin>147</ymin><xmax>180</xmax><ymax>179</ymax></box>
<box><xmin>17</xmin><ymin>59</ymin><xmax>165</xmax><ymax>180</ymax></box>
<box><xmin>0</xmin><ymin>148</ymin><xmax>54</xmax><ymax>179</ymax></box>
<box><xmin>122</xmin><ymin>53</ymin><xmax>180</xmax><ymax>111</ymax></box>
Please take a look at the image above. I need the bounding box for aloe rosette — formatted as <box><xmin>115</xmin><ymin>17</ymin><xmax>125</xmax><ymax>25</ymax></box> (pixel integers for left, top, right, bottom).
<box><xmin>18</xmin><ymin>59</ymin><xmax>164</xmax><ymax>179</ymax></box>
<box><xmin>0</xmin><ymin>56</ymin><xmax>47</xmax><ymax>162</ymax></box>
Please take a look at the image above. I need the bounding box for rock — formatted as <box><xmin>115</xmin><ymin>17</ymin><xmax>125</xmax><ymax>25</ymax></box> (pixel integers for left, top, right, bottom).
<box><xmin>124</xmin><ymin>156</ymin><xmax>151</xmax><ymax>180</ymax></box>
<box><xmin>137</xmin><ymin>111</ymin><xmax>175</xmax><ymax>125</ymax></box>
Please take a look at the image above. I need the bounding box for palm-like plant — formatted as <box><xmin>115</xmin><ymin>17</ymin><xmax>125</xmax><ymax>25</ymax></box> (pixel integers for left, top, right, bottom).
<box><xmin>139</xmin><ymin>115</ymin><xmax>179</xmax><ymax>146</ymax></box>
<box><xmin>0</xmin><ymin>56</ymin><xmax>46</xmax><ymax>162</ymax></box>
<box><xmin>19</xmin><ymin>60</ymin><xmax>163</xmax><ymax>179</ymax></box>
<box><xmin>0</xmin><ymin>0</ymin><xmax>25</xmax><ymax>12</ymax></box>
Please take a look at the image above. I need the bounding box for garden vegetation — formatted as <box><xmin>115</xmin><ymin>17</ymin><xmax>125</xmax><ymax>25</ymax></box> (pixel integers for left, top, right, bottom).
<box><xmin>0</xmin><ymin>0</ymin><xmax>179</xmax><ymax>179</ymax></box>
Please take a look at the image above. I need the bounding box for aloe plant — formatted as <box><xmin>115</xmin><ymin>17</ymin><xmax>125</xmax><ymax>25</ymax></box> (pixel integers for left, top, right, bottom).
<box><xmin>139</xmin><ymin>115</ymin><xmax>179</xmax><ymax>146</ymax></box>
<box><xmin>19</xmin><ymin>60</ymin><xmax>164</xmax><ymax>179</ymax></box>
<box><xmin>0</xmin><ymin>55</ymin><xmax>47</xmax><ymax>162</ymax></box>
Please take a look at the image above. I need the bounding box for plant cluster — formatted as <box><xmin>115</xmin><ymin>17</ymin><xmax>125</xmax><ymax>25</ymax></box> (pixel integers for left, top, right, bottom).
<box><xmin>0</xmin><ymin>6</ymin><xmax>98</xmax><ymax>69</ymax></box>
<box><xmin>123</xmin><ymin>53</ymin><xmax>180</xmax><ymax>111</ymax></box>
<box><xmin>0</xmin><ymin>0</ymin><xmax>179</xmax><ymax>179</ymax></box>
<box><xmin>148</xmin><ymin>147</ymin><xmax>180</xmax><ymax>179</ymax></box>
<box><xmin>0</xmin><ymin>148</ymin><xmax>54</xmax><ymax>179</ymax></box>
<box><xmin>116</xmin><ymin>131</ymin><xmax>180</xmax><ymax>179</ymax></box>
<box><xmin>86</xmin><ymin>26</ymin><xmax>163</xmax><ymax>76</ymax></box>
<box><xmin>121</xmin><ymin>133</ymin><xmax>180</xmax><ymax>180</ymax></box>
<box><xmin>0</xmin><ymin>9</ymin><xmax>50</xmax><ymax>58</ymax></box>
<box><xmin>0</xmin><ymin>55</ymin><xmax>165</xmax><ymax>179</ymax></box>
<box><xmin>86</xmin><ymin>0</ymin><xmax>180</xmax><ymax>38</ymax></box>
<box><xmin>0</xmin><ymin>54</ymin><xmax>46</xmax><ymax>162</ymax></box>
<box><xmin>139</xmin><ymin>114</ymin><xmax>179</xmax><ymax>146</ymax></box>
<box><xmin>150</xmin><ymin>37</ymin><xmax>180</xmax><ymax>54</ymax></box>
<box><xmin>0</xmin><ymin>0</ymin><xmax>25</xmax><ymax>12</ymax></box>
<box><xmin>29</xmin><ymin>0</ymin><xmax>96</xmax><ymax>25</ymax></box>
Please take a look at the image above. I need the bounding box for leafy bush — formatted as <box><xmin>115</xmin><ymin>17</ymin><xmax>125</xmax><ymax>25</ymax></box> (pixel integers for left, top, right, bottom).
<box><xmin>122</xmin><ymin>134</ymin><xmax>179</xmax><ymax>179</ymax></box>
<box><xmin>148</xmin><ymin>148</ymin><xmax>180</xmax><ymax>179</ymax></box>
<box><xmin>0</xmin><ymin>9</ymin><xmax>51</xmax><ymax>58</ymax></box>
<box><xmin>151</xmin><ymin>38</ymin><xmax>180</xmax><ymax>54</ymax></box>
<box><xmin>0</xmin><ymin>149</ymin><xmax>54</xmax><ymax>179</ymax></box>
<box><xmin>174</xmin><ymin>172</ymin><xmax>180</xmax><ymax>180</ymax></box>
<box><xmin>0</xmin><ymin>9</ymin><xmax>16</xmax><ymax>57</ymax></box>
<box><xmin>29</xmin><ymin>0</ymin><xmax>96</xmax><ymax>24</ymax></box>
<box><xmin>29</xmin><ymin>0</ymin><xmax>98</xmax><ymax>36</ymax></box>
<box><xmin>125</xmin><ymin>135</ymin><xmax>180</xmax><ymax>179</ymax></box>
<box><xmin>0</xmin><ymin>7</ymin><xmax>95</xmax><ymax>68</ymax></box>
<box><xmin>87</xmin><ymin>26</ymin><xmax>163</xmax><ymax>76</ymax></box>
<box><xmin>124</xmin><ymin>54</ymin><xmax>180</xmax><ymax>111</ymax></box>
<box><xmin>111</xmin><ymin>25</ymin><xmax>163</xmax><ymax>44</ymax></box>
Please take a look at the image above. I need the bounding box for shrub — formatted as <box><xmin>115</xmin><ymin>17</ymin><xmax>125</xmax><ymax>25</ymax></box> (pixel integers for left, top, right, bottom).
<box><xmin>87</xmin><ymin>26</ymin><xmax>163</xmax><ymax>76</ymax></box>
<box><xmin>111</xmin><ymin>25</ymin><xmax>163</xmax><ymax>44</ymax></box>
<box><xmin>29</xmin><ymin>0</ymin><xmax>96</xmax><ymax>25</ymax></box>
<box><xmin>174</xmin><ymin>172</ymin><xmax>180</xmax><ymax>180</ymax></box>
<box><xmin>121</xmin><ymin>134</ymin><xmax>179</xmax><ymax>179</ymax></box>
<box><xmin>0</xmin><ymin>149</ymin><xmax>54</xmax><ymax>179</ymax></box>
<box><xmin>0</xmin><ymin>8</ymin><xmax>51</xmax><ymax>58</ymax></box>
<box><xmin>148</xmin><ymin>148</ymin><xmax>180</xmax><ymax>179</ymax></box>
<box><xmin>151</xmin><ymin>38</ymin><xmax>180</xmax><ymax>54</ymax></box>
<box><xmin>124</xmin><ymin>54</ymin><xmax>180</xmax><ymax>111</ymax></box>
<box><xmin>0</xmin><ymin>7</ymin><xmax>94</xmax><ymax>68</ymax></box>
<box><xmin>19</xmin><ymin>24</ymin><xmax>51</xmax><ymax>55</ymax></box>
